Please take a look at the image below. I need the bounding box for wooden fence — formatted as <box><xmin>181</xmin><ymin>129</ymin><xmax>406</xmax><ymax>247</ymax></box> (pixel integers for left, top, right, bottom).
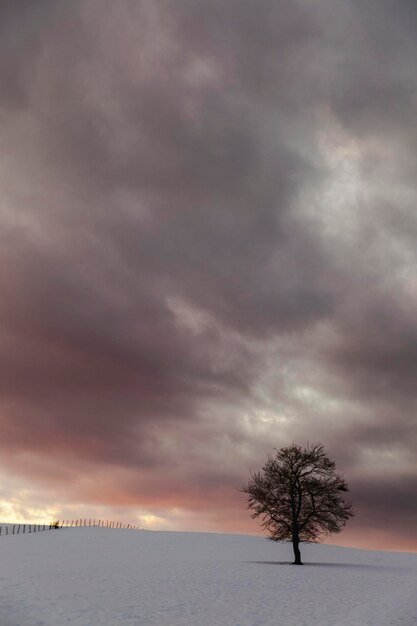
<box><xmin>56</xmin><ymin>520</ymin><xmax>143</xmax><ymax>530</ymax></box>
<box><xmin>0</xmin><ymin>524</ymin><xmax>54</xmax><ymax>535</ymax></box>
<box><xmin>0</xmin><ymin>520</ymin><xmax>144</xmax><ymax>536</ymax></box>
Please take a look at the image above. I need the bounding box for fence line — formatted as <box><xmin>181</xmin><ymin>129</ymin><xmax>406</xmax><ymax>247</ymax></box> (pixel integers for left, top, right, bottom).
<box><xmin>0</xmin><ymin>520</ymin><xmax>144</xmax><ymax>536</ymax></box>
<box><xmin>58</xmin><ymin>520</ymin><xmax>143</xmax><ymax>530</ymax></box>
<box><xmin>0</xmin><ymin>523</ymin><xmax>53</xmax><ymax>536</ymax></box>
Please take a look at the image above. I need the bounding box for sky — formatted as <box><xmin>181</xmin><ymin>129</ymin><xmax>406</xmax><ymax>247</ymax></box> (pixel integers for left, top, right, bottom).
<box><xmin>0</xmin><ymin>0</ymin><xmax>416</xmax><ymax>551</ymax></box>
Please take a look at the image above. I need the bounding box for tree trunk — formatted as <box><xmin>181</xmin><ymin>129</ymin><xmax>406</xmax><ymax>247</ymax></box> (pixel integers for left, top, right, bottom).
<box><xmin>292</xmin><ymin>537</ymin><xmax>302</xmax><ymax>565</ymax></box>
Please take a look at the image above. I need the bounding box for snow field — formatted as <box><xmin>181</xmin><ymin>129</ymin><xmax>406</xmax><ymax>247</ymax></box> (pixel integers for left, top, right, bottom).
<box><xmin>0</xmin><ymin>528</ymin><xmax>416</xmax><ymax>625</ymax></box>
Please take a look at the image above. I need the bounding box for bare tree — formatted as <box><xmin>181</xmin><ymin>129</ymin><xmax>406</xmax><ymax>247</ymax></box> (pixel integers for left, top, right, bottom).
<box><xmin>242</xmin><ymin>443</ymin><xmax>354</xmax><ymax>564</ymax></box>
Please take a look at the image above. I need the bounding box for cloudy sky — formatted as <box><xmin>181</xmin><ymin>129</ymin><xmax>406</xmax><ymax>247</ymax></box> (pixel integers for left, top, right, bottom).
<box><xmin>0</xmin><ymin>0</ymin><xmax>416</xmax><ymax>549</ymax></box>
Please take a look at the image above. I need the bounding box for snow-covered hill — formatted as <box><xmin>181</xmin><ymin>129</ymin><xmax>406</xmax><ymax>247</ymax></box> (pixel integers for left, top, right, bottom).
<box><xmin>0</xmin><ymin>527</ymin><xmax>416</xmax><ymax>625</ymax></box>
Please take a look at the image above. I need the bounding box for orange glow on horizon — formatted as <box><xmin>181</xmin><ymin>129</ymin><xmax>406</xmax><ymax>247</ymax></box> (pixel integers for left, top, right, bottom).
<box><xmin>0</xmin><ymin>495</ymin><xmax>415</xmax><ymax>553</ymax></box>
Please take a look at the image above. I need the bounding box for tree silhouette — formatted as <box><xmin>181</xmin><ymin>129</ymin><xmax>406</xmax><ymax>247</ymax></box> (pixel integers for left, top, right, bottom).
<box><xmin>242</xmin><ymin>443</ymin><xmax>354</xmax><ymax>564</ymax></box>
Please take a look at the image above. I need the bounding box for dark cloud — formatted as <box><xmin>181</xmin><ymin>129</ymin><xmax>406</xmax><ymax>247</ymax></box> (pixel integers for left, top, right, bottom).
<box><xmin>0</xmin><ymin>0</ymin><xmax>416</xmax><ymax>548</ymax></box>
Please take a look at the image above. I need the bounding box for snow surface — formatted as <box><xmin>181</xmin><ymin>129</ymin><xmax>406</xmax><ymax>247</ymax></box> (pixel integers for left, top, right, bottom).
<box><xmin>0</xmin><ymin>527</ymin><xmax>416</xmax><ymax>626</ymax></box>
